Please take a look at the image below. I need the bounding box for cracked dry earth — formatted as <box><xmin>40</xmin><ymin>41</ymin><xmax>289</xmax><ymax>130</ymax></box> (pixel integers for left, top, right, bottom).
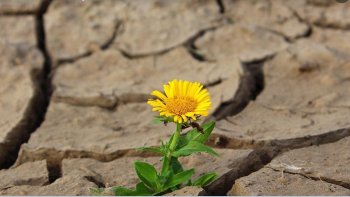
<box><xmin>1</xmin><ymin>0</ymin><xmax>350</xmax><ymax>196</ymax></box>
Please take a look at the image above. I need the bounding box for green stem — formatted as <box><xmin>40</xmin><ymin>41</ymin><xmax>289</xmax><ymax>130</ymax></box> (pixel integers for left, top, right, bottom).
<box><xmin>161</xmin><ymin>123</ymin><xmax>182</xmax><ymax>175</ymax></box>
<box><xmin>169</xmin><ymin>123</ymin><xmax>182</xmax><ymax>152</ymax></box>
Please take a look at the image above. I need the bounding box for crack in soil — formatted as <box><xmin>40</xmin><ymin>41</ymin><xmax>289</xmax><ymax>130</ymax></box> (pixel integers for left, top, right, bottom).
<box><xmin>121</xmin><ymin>25</ymin><xmax>224</xmax><ymax>61</ymax></box>
<box><xmin>184</xmin><ymin>27</ymin><xmax>218</xmax><ymax>62</ymax></box>
<box><xmin>216</xmin><ymin>0</ymin><xmax>225</xmax><ymax>14</ymax></box>
<box><xmin>200</xmin><ymin>127</ymin><xmax>350</xmax><ymax>195</ymax></box>
<box><xmin>206</xmin><ymin>133</ymin><xmax>264</xmax><ymax>149</ymax></box>
<box><xmin>313</xmin><ymin>22</ymin><xmax>350</xmax><ymax>31</ymax></box>
<box><xmin>287</xmin><ymin>3</ymin><xmax>349</xmax><ymax>32</ymax></box>
<box><xmin>47</xmin><ymin>158</ymin><xmax>61</xmax><ymax>184</ymax></box>
<box><xmin>211</xmin><ymin>56</ymin><xmax>267</xmax><ymax>120</ymax></box>
<box><xmin>267</xmin><ymin>166</ymin><xmax>350</xmax><ymax>190</ymax></box>
<box><xmin>15</xmin><ymin>147</ymin><xmax>160</xmax><ymax>183</ymax></box>
<box><xmin>0</xmin><ymin>10</ymin><xmax>36</xmax><ymax>16</ymax></box>
<box><xmin>0</xmin><ymin>0</ymin><xmax>53</xmax><ymax>169</ymax></box>
<box><xmin>55</xmin><ymin>20</ymin><xmax>123</xmax><ymax>66</ymax></box>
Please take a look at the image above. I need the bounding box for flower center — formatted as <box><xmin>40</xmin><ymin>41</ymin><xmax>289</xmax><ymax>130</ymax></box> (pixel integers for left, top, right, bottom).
<box><xmin>166</xmin><ymin>96</ymin><xmax>197</xmax><ymax>115</ymax></box>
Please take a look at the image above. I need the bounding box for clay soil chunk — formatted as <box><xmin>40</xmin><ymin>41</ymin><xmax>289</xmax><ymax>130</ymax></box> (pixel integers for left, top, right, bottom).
<box><xmin>267</xmin><ymin>136</ymin><xmax>350</xmax><ymax>187</ymax></box>
<box><xmin>311</xmin><ymin>27</ymin><xmax>350</xmax><ymax>55</ymax></box>
<box><xmin>216</xmin><ymin>39</ymin><xmax>350</xmax><ymax>141</ymax></box>
<box><xmin>222</xmin><ymin>0</ymin><xmax>310</xmax><ymax>40</ymax></box>
<box><xmin>287</xmin><ymin>0</ymin><xmax>350</xmax><ymax>30</ymax></box>
<box><xmin>17</xmin><ymin>102</ymin><xmax>173</xmax><ymax>164</ymax></box>
<box><xmin>0</xmin><ymin>160</ymin><xmax>48</xmax><ymax>190</ymax></box>
<box><xmin>52</xmin><ymin>47</ymin><xmax>242</xmax><ymax>113</ymax></box>
<box><xmin>0</xmin><ymin>16</ymin><xmax>36</xmax><ymax>45</ymax></box>
<box><xmin>0</xmin><ymin>176</ymin><xmax>96</xmax><ymax>195</ymax></box>
<box><xmin>61</xmin><ymin>149</ymin><xmax>251</xmax><ymax>188</ymax></box>
<box><xmin>229</xmin><ymin>136</ymin><xmax>350</xmax><ymax>195</ymax></box>
<box><xmin>112</xmin><ymin>0</ymin><xmax>222</xmax><ymax>56</ymax></box>
<box><xmin>0</xmin><ymin>0</ymin><xmax>42</xmax><ymax>15</ymax></box>
<box><xmin>45</xmin><ymin>0</ymin><xmax>222</xmax><ymax>60</ymax></box>
<box><xmin>0</xmin><ymin>16</ymin><xmax>43</xmax><ymax>167</ymax></box>
<box><xmin>229</xmin><ymin>167</ymin><xmax>350</xmax><ymax>196</ymax></box>
<box><xmin>195</xmin><ymin>24</ymin><xmax>288</xmax><ymax>63</ymax></box>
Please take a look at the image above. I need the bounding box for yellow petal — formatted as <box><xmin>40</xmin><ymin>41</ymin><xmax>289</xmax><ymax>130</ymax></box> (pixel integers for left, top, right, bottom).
<box><xmin>151</xmin><ymin>90</ymin><xmax>167</xmax><ymax>101</ymax></box>
<box><xmin>181</xmin><ymin>115</ymin><xmax>188</xmax><ymax>123</ymax></box>
<box><xmin>174</xmin><ymin>115</ymin><xmax>179</xmax><ymax>123</ymax></box>
<box><xmin>164</xmin><ymin>85</ymin><xmax>173</xmax><ymax>98</ymax></box>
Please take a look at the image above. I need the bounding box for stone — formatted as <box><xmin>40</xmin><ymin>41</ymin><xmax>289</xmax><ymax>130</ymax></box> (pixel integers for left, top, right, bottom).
<box><xmin>45</xmin><ymin>0</ymin><xmax>222</xmax><ymax>60</ymax></box>
<box><xmin>229</xmin><ymin>167</ymin><xmax>350</xmax><ymax>196</ymax></box>
<box><xmin>0</xmin><ymin>0</ymin><xmax>42</xmax><ymax>14</ymax></box>
<box><xmin>52</xmin><ymin>47</ymin><xmax>241</xmax><ymax>112</ymax></box>
<box><xmin>223</xmin><ymin>0</ymin><xmax>310</xmax><ymax>40</ymax></box>
<box><xmin>216</xmin><ymin>39</ymin><xmax>350</xmax><ymax>141</ymax></box>
<box><xmin>0</xmin><ymin>176</ymin><xmax>96</xmax><ymax>195</ymax></box>
<box><xmin>166</xmin><ymin>186</ymin><xmax>202</xmax><ymax>196</ymax></box>
<box><xmin>0</xmin><ymin>16</ymin><xmax>43</xmax><ymax>167</ymax></box>
<box><xmin>61</xmin><ymin>149</ymin><xmax>251</xmax><ymax>188</ymax></box>
<box><xmin>0</xmin><ymin>161</ymin><xmax>48</xmax><ymax>190</ymax></box>
<box><xmin>195</xmin><ymin>24</ymin><xmax>288</xmax><ymax>63</ymax></box>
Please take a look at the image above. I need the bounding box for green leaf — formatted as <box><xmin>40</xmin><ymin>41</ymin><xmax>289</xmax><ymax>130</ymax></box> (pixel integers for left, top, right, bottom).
<box><xmin>163</xmin><ymin>169</ymin><xmax>195</xmax><ymax>190</ymax></box>
<box><xmin>177</xmin><ymin>129</ymin><xmax>197</xmax><ymax>148</ymax></box>
<box><xmin>172</xmin><ymin>141</ymin><xmax>219</xmax><ymax>157</ymax></box>
<box><xmin>134</xmin><ymin>161</ymin><xmax>158</xmax><ymax>190</ymax></box>
<box><xmin>167</xmin><ymin>133</ymin><xmax>175</xmax><ymax>149</ymax></box>
<box><xmin>193</xmin><ymin>121</ymin><xmax>215</xmax><ymax>143</ymax></box>
<box><xmin>170</xmin><ymin>157</ymin><xmax>184</xmax><ymax>174</ymax></box>
<box><xmin>161</xmin><ymin>156</ymin><xmax>170</xmax><ymax>176</ymax></box>
<box><xmin>192</xmin><ymin>172</ymin><xmax>218</xmax><ymax>187</ymax></box>
<box><xmin>177</xmin><ymin>121</ymin><xmax>216</xmax><ymax>149</ymax></box>
<box><xmin>136</xmin><ymin>146</ymin><xmax>163</xmax><ymax>155</ymax></box>
<box><xmin>113</xmin><ymin>187</ymin><xmax>137</xmax><ymax>196</ymax></box>
<box><xmin>135</xmin><ymin>182</ymin><xmax>154</xmax><ymax>195</ymax></box>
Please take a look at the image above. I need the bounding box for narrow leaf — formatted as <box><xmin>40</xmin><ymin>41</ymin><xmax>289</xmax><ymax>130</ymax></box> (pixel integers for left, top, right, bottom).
<box><xmin>161</xmin><ymin>156</ymin><xmax>170</xmax><ymax>176</ymax></box>
<box><xmin>193</xmin><ymin>121</ymin><xmax>215</xmax><ymax>143</ymax></box>
<box><xmin>177</xmin><ymin>121</ymin><xmax>216</xmax><ymax>149</ymax></box>
<box><xmin>163</xmin><ymin>169</ymin><xmax>195</xmax><ymax>190</ymax></box>
<box><xmin>177</xmin><ymin>129</ymin><xmax>198</xmax><ymax>148</ymax></box>
<box><xmin>170</xmin><ymin>157</ymin><xmax>184</xmax><ymax>174</ymax></box>
<box><xmin>192</xmin><ymin>172</ymin><xmax>218</xmax><ymax>187</ymax></box>
<box><xmin>172</xmin><ymin>141</ymin><xmax>219</xmax><ymax>157</ymax></box>
<box><xmin>134</xmin><ymin>161</ymin><xmax>158</xmax><ymax>190</ymax></box>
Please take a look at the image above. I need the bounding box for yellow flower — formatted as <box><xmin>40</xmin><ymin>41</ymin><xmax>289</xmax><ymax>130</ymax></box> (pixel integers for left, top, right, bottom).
<box><xmin>147</xmin><ymin>79</ymin><xmax>211</xmax><ymax>124</ymax></box>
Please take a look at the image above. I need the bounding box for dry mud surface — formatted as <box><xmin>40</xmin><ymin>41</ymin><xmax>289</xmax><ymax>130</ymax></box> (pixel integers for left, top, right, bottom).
<box><xmin>1</xmin><ymin>0</ymin><xmax>350</xmax><ymax>195</ymax></box>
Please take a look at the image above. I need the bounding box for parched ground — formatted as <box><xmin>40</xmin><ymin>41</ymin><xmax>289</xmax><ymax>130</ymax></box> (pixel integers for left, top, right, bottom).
<box><xmin>0</xmin><ymin>0</ymin><xmax>350</xmax><ymax>195</ymax></box>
